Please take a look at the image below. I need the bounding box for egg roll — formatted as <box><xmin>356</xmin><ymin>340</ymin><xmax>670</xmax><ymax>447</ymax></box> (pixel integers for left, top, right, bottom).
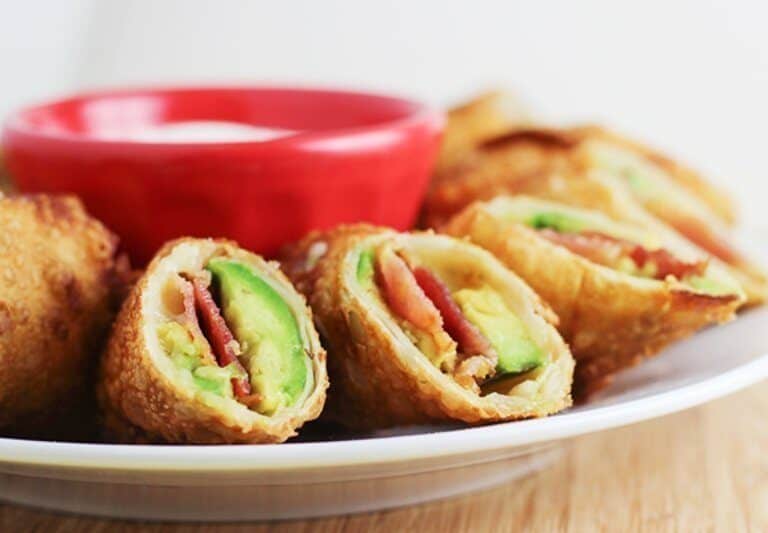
<box><xmin>424</xmin><ymin>127</ymin><xmax>767</xmax><ymax>305</ymax></box>
<box><xmin>281</xmin><ymin>225</ymin><xmax>574</xmax><ymax>430</ymax></box>
<box><xmin>99</xmin><ymin>238</ymin><xmax>327</xmax><ymax>444</ymax></box>
<box><xmin>445</xmin><ymin>196</ymin><xmax>744</xmax><ymax>397</ymax></box>
<box><xmin>0</xmin><ymin>194</ymin><xmax>122</xmax><ymax>438</ymax></box>
<box><xmin>437</xmin><ymin>90</ymin><xmax>534</xmax><ymax>173</ymax></box>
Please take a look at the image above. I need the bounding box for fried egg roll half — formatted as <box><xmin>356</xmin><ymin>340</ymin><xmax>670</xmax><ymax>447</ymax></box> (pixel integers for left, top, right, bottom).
<box><xmin>445</xmin><ymin>196</ymin><xmax>744</xmax><ymax>397</ymax></box>
<box><xmin>282</xmin><ymin>225</ymin><xmax>574</xmax><ymax>430</ymax></box>
<box><xmin>0</xmin><ymin>195</ymin><xmax>122</xmax><ymax>438</ymax></box>
<box><xmin>424</xmin><ymin>128</ymin><xmax>767</xmax><ymax>305</ymax></box>
<box><xmin>99</xmin><ymin>238</ymin><xmax>327</xmax><ymax>444</ymax></box>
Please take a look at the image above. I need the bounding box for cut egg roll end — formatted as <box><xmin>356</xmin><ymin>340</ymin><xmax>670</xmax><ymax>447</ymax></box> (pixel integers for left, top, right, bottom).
<box><xmin>444</xmin><ymin>197</ymin><xmax>743</xmax><ymax>398</ymax></box>
<box><xmin>99</xmin><ymin>237</ymin><xmax>328</xmax><ymax>444</ymax></box>
<box><xmin>283</xmin><ymin>225</ymin><xmax>574</xmax><ymax>430</ymax></box>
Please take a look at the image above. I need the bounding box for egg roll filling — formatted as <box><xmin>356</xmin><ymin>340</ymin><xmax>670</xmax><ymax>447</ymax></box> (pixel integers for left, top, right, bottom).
<box><xmin>357</xmin><ymin>244</ymin><xmax>544</xmax><ymax>393</ymax></box>
<box><xmin>587</xmin><ymin>141</ymin><xmax>745</xmax><ymax>266</ymax></box>
<box><xmin>522</xmin><ymin>208</ymin><xmax>736</xmax><ymax>295</ymax></box>
<box><xmin>156</xmin><ymin>258</ymin><xmax>312</xmax><ymax>415</ymax></box>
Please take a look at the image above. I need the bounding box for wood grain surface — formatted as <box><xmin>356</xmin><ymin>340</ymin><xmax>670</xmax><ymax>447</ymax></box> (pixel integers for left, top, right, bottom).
<box><xmin>2</xmin><ymin>382</ymin><xmax>766</xmax><ymax>533</ymax></box>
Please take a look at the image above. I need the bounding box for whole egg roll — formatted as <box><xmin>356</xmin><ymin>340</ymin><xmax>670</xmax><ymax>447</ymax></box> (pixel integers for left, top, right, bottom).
<box><xmin>99</xmin><ymin>238</ymin><xmax>328</xmax><ymax>443</ymax></box>
<box><xmin>444</xmin><ymin>196</ymin><xmax>744</xmax><ymax>397</ymax></box>
<box><xmin>281</xmin><ymin>225</ymin><xmax>574</xmax><ymax>430</ymax></box>
<box><xmin>424</xmin><ymin>128</ymin><xmax>767</xmax><ymax>305</ymax></box>
<box><xmin>0</xmin><ymin>194</ymin><xmax>122</xmax><ymax>438</ymax></box>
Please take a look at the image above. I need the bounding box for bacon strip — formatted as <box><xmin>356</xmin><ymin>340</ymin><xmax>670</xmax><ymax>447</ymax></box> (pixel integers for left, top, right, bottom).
<box><xmin>629</xmin><ymin>246</ymin><xmax>708</xmax><ymax>280</ymax></box>
<box><xmin>376</xmin><ymin>247</ymin><xmax>443</xmax><ymax>332</ymax></box>
<box><xmin>670</xmin><ymin>214</ymin><xmax>744</xmax><ymax>266</ymax></box>
<box><xmin>174</xmin><ymin>277</ymin><xmax>216</xmax><ymax>365</ymax></box>
<box><xmin>413</xmin><ymin>267</ymin><xmax>496</xmax><ymax>362</ymax></box>
<box><xmin>191</xmin><ymin>277</ymin><xmax>251</xmax><ymax>397</ymax></box>
<box><xmin>537</xmin><ymin>229</ymin><xmax>707</xmax><ymax>280</ymax></box>
<box><xmin>376</xmin><ymin>247</ymin><xmax>498</xmax><ymax>389</ymax></box>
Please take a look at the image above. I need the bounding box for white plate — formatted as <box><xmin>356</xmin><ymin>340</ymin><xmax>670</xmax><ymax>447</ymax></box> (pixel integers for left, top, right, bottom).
<box><xmin>1</xmin><ymin>306</ymin><xmax>767</xmax><ymax>521</ymax></box>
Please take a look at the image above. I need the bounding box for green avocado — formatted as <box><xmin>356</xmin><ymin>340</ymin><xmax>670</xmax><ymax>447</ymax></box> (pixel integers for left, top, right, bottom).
<box><xmin>589</xmin><ymin>142</ymin><xmax>659</xmax><ymax>201</ymax></box>
<box><xmin>528</xmin><ymin>212</ymin><xmax>584</xmax><ymax>233</ymax></box>
<box><xmin>623</xmin><ymin>168</ymin><xmax>653</xmax><ymax>196</ymax></box>
<box><xmin>193</xmin><ymin>364</ymin><xmax>246</xmax><ymax>397</ymax></box>
<box><xmin>685</xmin><ymin>275</ymin><xmax>735</xmax><ymax>297</ymax></box>
<box><xmin>356</xmin><ymin>249</ymin><xmax>375</xmax><ymax>284</ymax></box>
<box><xmin>453</xmin><ymin>287</ymin><xmax>543</xmax><ymax>375</ymax></box>
<box><xmin>206</xmin><ymin>258</ymin><xmax>309</xmax><ymax>415</ymax></box>
<box><xmin>158</xmin><ymin>321</ymin><xmax>244</xmax><ymax>398</ymax></box>
<box><xmin>158</xmin><ymin>321</ymin><xmax>202</xmax><ymax>372</ymax></box>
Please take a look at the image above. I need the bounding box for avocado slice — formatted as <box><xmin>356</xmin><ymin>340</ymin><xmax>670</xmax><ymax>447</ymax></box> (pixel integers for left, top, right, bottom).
<box><xmin>528</xmin><ymin>212</ymin><xmax>585</xmax><ymax>233</ymax></box>
<box><xmin>453</xmin><ymin>287</ymin><xmax>543</xmax><ymax>375</ymax></box>
<box><xmin>192</xmin><ymin>364</ymin><xmax>246</xmax><ymax>397</ymax></box>
<box><xmin>158</xmin><ymin>321</ymin><xmax>245</xmax><ymax>398</ymax></box>
<box><xmin>588</xmin><ymin>142</ymin><xmax>659</xmax><ymax>201</ymax></box>
<box><xmin>356</xmin><ymin>248</ymin><xmax>375</xmax><ymax>284</ymax></box>
<box><xmin>685</xmin><ymin>275</ymin><xmax>736</xmax><ymax>297</ymax></box>
<box><xmin>206</xmin><ymin>258</ymin><xmax>309</xmax><ymax>415</ymax></box>
<box><xmin>158</xmin><ymin>321</ymin><xmax>204</xmax><ymax>372</ymax></box>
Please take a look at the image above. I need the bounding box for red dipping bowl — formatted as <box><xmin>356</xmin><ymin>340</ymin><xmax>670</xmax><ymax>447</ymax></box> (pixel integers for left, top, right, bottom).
<box><xmin>2</xmin><ymin>86</ymin><xmax>444</xmax><ymax>264</ymax></box>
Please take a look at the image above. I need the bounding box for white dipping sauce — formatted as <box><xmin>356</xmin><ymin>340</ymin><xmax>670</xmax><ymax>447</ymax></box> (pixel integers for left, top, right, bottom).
<box><xmin>99</xmin><ymin>121</ymin><xmax>296</xmax><ymax>143</ymax></box>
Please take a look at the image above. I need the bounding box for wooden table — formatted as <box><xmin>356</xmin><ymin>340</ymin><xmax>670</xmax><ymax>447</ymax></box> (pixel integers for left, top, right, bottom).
<box><xmin>2</xmin><ymin>382</ymin><xmax>766</xmax><ymax>532</ymax></box>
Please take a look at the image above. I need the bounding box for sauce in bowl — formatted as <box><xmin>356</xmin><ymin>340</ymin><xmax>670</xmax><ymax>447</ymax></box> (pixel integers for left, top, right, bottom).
<box><xmin>97</xmin><ymin>121</ymin><xmax>296</xmax><ymax>143</ymax></box>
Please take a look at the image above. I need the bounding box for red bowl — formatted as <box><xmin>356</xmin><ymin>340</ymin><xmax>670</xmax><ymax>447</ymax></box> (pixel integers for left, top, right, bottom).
<box><xmin>2</xmin><ymin>86</ymin><xmax>444</xmax><ymax>264</ymax></box>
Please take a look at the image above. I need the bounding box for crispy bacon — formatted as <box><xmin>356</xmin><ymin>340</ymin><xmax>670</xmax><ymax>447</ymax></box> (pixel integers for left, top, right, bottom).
<box><xmin>537</xmin><ymin>229</ymin><xmax>707</xmax><ymax>280</ymax></box>
<box><xmin>376</xmin><ymin>247</ymin><xmax>443</xmax><ymax>332</ymax></box>
<box><xmin>413</xmin><ymin>267</ymin><xmax>496</xmax><ymax>362</ymax></box>
<box><xmin>629</xmin><ymin>246</ymin><xmax>708</xmax><ymax>280</ymax></box>
<box><xmin>376</xmin><ymin>248</ymin><xmax>497</xmax><ymax>390</ymax></box>
<box><xmin>670</xmin><ymin>214</ymin><xmax>744</xmax><ymax>266</ymax></box>
<box><xmin>173</xmin><ymin>276</ymin><xmax>216</xmax><ymax>365</ymax></box>
<box><xmin>191</xmin><ymin>277</ymin><xmax>251</xmax><ymax>398</ymax></box>
<box><xmin>538</xmin><ymin>230</ymin><xmax>628</xmax><ymax>268</ymax></box>
<box><xmin>177</xmin><ymin>276</ymin><xmax>198</xmax><ymax>327</ymax></box>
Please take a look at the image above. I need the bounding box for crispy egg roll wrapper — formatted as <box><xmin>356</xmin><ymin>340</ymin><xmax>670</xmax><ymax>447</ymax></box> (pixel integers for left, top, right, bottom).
<box><xmin>424</xmin><ymin>128</ymin><xmax>767</xmax><ymax>305</ymax></box>
<box><xmin>437</xmin><ymin>90</ymin><xmax>535</xmax><ymax>173</ymax></box>
<box><xmin>282</xmin><ymin>225</ymin><xmax>574</xmax><ymax>429</ymax></box>
<box><xmin>444</xmin><ymin>197</ymin><xmax>743</xmax><ymax>397</ymax></box>
<box><xmin>425</xmin><ymin>128</ymin><xmax>591</xmax><ymax>227</ymax></box>
<box><xmin>99</xmin><ymin>238</ymin><xmax>328</xmax><ymax>444</ymax></box>
<box><xmin>0</xmin><ymin>194</ymin><xmax>121</xmax><ymax>438</ymax></box>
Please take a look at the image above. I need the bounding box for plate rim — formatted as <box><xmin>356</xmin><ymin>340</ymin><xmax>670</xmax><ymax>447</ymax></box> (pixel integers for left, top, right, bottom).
<box><xmin>1</xmin><ymin>350</ymin><xmax>766</xmax><ymax>475</ymax></box>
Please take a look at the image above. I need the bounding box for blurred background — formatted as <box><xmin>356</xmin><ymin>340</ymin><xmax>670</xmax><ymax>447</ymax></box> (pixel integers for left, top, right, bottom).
<box><xmin>2</xmin><ymin>0</ymin><xmax>766</xmax><ymax>224</ymax></box>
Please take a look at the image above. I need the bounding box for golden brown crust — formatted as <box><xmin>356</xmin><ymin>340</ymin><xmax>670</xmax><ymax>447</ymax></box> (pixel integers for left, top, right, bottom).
<box><xmin>281</xmin><ymin>225</ymin><xmax>574</xmax><ymax>430</ymax></box>
<box><xmin>424</xmin><ymin>127</ymin><xmax>581</xmax><ymax>228</ymax></box>
<box><xmin>0</xmin><ymin>195</ymin><xmax>120</xmax><ymax>438</ymax></box>
<box><xmin>437</xmin><ymin>91</ymin><xmax>535</xmax><ymax>173</ymax></box>
<box><xmin>98</xmin><ymin>237</ymin><xmax>328</xmax><ymax>444</ymax></box>
<box><xmin>423</xmin><ymin>127</ymin><xmax>767</xmax><ymax>306</ymax></box>
<box><xmin>443</xmin><ymin>202</ymin><xmax>742</xmax><ymax>398</ymax></box>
